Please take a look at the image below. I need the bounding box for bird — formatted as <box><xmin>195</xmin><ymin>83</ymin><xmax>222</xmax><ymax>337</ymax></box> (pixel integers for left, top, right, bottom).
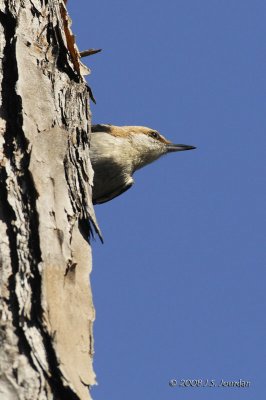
<box><xmin>90</xmin><ymin>124</ymin><xmax>196</xmax><ymax>204</ymax></box>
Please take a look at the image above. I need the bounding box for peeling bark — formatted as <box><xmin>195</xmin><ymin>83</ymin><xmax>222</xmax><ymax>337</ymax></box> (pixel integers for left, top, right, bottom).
<box><xmin>0</xmin><ymin>1</ymin><xmax>99</xmax><ymax>399</ymax></box>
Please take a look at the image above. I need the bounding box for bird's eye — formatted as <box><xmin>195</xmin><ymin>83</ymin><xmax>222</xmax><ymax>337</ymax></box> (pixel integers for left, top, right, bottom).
<box><xmin>150</xmin><ymin>131</ymin><xmax>160</xmax><ymax>140</ymax></box>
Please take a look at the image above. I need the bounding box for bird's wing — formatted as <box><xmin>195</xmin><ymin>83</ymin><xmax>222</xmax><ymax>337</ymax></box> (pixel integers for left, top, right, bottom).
<box><xmin>93</xmin><ymin>177</ymin><xmax>134</xmax><ymax>205</ymax></box>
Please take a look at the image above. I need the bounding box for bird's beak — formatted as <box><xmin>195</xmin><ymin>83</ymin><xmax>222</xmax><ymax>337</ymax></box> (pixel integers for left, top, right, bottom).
<box><xmin>166</xmin><ymin>143</ymin><xmax>196</xmax><ymax>152</ymax></box>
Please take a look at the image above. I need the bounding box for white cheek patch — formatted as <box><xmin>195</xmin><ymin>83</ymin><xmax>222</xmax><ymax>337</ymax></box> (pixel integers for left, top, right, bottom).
<box><xmin>130</xmin><ymin>133</ymin><xmax>166</xmax><ymax>168</ymax></box>
<box><xmin>131</xmin><ymin>133</ymin><xmax>159</xmax><ymax>150</ymax></box>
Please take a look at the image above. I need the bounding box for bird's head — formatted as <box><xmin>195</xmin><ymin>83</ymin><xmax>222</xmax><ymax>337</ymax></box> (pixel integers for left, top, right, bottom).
<box><xmin>114</xmin><ymin>125</ymin><xmax>195</xmax><ymax>170</ymax></box>
<box><xmin>91</xmin><ymin>124</ymin><xmax>196</xmax><ymax>172</ymax></box>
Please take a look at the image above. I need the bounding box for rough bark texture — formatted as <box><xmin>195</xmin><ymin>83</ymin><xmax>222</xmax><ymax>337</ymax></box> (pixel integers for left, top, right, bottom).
<box><xmin>0</xmin><ymin>1</ymin><xmax>100</xmax><ymax>399</ymax></box>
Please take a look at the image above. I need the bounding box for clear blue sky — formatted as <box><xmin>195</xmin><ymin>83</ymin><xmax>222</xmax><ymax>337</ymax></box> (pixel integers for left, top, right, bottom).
<box><xmin>68</xmin><ymin>1</ymin><xmax>265</xmax><ymax>399</ymax></box>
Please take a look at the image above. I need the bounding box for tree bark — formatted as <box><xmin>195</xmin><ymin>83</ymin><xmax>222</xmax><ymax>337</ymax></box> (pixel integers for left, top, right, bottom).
<box><xmin>0</xmin><ymin>1</ymin><xmax>100</xmax><ymax>399</ymax></box>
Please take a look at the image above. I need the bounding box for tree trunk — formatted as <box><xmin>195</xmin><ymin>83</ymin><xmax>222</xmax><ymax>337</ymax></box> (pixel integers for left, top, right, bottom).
<box><xmin>0</xmin><ymin>1</ymin><xmax>100</xmax><ymax>399</ymax></box>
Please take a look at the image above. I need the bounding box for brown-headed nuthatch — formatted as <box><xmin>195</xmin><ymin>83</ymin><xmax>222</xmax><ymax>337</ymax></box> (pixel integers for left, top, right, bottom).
<box><xmin>90</xmin><ymin>124</ymin><xmax>196</xmax><ymax>204</ymax></box>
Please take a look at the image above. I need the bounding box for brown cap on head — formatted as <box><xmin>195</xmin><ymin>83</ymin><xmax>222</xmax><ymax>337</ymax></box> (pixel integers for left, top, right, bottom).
<box><xmin>91</xmin><ymin>125</ymin><xmax>196</xmax><ymax>150</ymax></box>
<box><xmin>92</xmin><ymin>124</ymin><xmax>162</xmax><ymax>139</ymax></box>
